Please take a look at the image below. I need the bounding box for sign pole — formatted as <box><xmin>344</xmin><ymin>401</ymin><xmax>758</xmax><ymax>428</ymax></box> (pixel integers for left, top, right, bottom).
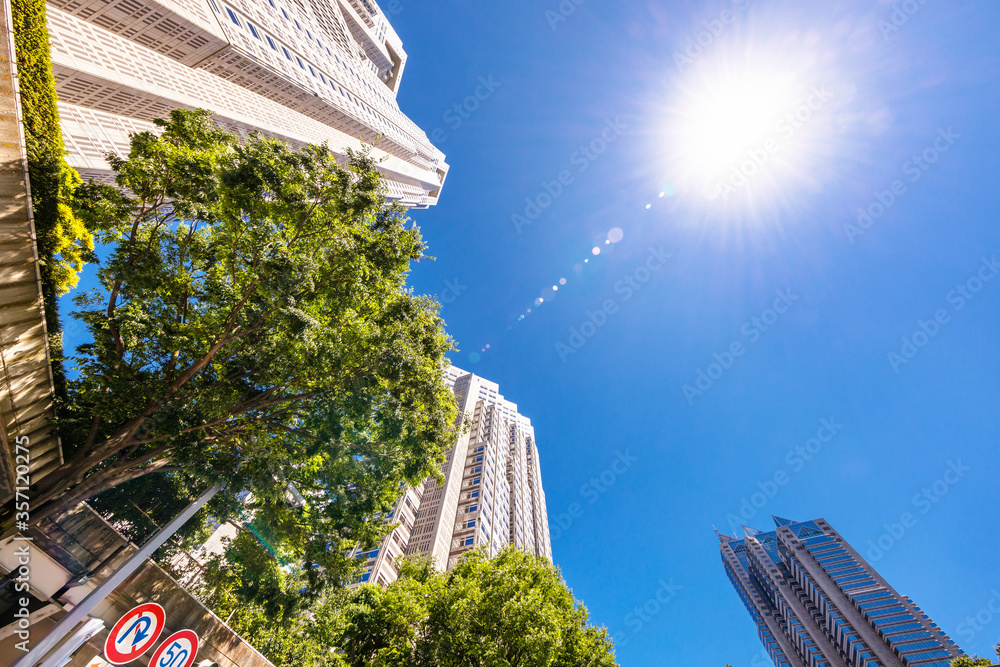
<box><xmin>13</xmin><ymin>483</ymin><xmax>221</xmax><ymax>667</ymax></box>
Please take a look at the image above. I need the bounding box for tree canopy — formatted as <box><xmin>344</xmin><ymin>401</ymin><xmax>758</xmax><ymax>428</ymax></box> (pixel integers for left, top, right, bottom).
<box><xmin>18</xmin><ymin>109</ymin><xmax>457</xmax><ymax>592</ymax></box>
<box><xmin>327</xmin><ymin>547</ymin><xmax>618</xmax><ymax>667</ymax></box>
<box><xmin>951</xmin><ymin>646</ymin><xmax>1000</xmax><ymax>667</ymax></box>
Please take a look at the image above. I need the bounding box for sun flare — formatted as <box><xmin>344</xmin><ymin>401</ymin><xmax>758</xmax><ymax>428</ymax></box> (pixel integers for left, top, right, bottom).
<box><xmin>656</xmin><ymin>38</ymin><xmax>850</xmax><ymax>213</ymax></box>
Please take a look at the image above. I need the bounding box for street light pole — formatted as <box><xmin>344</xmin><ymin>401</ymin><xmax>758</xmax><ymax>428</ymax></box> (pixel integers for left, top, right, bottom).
<box><xmin>13</xmin><ymin>482</ymin><xmax>221</xmax><ymax>667</ymax></box>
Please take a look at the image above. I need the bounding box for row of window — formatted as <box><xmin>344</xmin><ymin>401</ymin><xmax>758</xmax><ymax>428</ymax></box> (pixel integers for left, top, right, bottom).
<box><xmin>209</xmin><ymin>0</ymin><xmax>415</xmax><ymax>150</ymax></box>
<box><xmin>887</xmin><ymin>631</ymin><xmax>933</xmax><ymax>644</ymax></box>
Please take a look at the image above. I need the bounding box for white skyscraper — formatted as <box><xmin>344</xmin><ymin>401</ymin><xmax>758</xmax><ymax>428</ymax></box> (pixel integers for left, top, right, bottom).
<box><xmin>45</xmin><ymin>0</ymin><xmax>448</xmax><ymax>208</ymax></box>
<box><xmin>351</xmin><ymin>367</ymin><xmax>552</xmax><ymax>586</ymax></box>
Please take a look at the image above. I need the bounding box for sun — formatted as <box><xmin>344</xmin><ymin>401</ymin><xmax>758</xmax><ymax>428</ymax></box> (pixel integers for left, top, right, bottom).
<box><xmin>652</xmin><ymin>31</ymin><xmax>850</xmax><ymax>214</ymax></box>
<box><xmin>676</xmin><ymin>71</ymin><xmax>799</xmax><ymax>179</ymax></box>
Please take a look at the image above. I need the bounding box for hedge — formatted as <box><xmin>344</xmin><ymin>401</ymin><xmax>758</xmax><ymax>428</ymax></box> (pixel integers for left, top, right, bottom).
<box><xmin>11</xmin><ymin>0</ymin><xmax>94</xmax><ymax>394</ymax></box>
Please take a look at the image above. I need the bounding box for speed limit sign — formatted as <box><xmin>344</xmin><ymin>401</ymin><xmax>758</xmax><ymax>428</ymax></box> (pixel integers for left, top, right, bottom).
<box><xmin>103</xmin><ymin>603</ymin><xmax>165</xmax><ymax>664</ymax></box>
<box><xmin>147</xmin><ymin>629</ymin><xmax>200</xmax><ymax>667</ymax></box>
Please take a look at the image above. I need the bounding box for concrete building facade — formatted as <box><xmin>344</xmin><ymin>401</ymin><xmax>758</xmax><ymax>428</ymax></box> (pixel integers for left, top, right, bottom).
<box><xmin>352</xmin><ymin>366</ymin><xmax>552</xmax><ymax>586</ymax></box>
<box><xmin>44</xmin><ymin>0</ymin><xmax>447</xmax><ymax>208</ymax></box>
<box><xmin>721</xmin><ymin>517</ymin><xmax>964</xmax><ymax>667</ymax></box>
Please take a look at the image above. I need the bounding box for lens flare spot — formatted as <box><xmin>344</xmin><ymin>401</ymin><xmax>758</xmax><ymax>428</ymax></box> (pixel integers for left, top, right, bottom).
<box><xmin>608</xmin><ymin>227</ymin><xmax>624</xmax><ymax>243</ymax></box>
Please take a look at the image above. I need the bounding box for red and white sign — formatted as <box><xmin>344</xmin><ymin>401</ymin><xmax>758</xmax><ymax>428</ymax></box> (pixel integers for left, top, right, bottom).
<box><xmin>147</xmin><ymin>629</ymin><xmax>199</xmax><ymax>667</ymax></box>
<box><xmin>103</xmin><ymin>602</ymin><xmax>166</xmax><ymax>664</ymax></box>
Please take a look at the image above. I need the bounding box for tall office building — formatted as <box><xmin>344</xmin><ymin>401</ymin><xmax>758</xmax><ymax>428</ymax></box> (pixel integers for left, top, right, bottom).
<box><xmin>43</xmin><ymin>0</ymin><xmax>448</xmax><ymax>208</ymax></box>
<box><xmin>352</xmin><ymin>367</ymin><xmax>552</xmax><ymax>586</ymax></box>
<box><xmin>720</xmin><ymin>517</ymin><xmax>963</xmax><ymax>667</ymax></box>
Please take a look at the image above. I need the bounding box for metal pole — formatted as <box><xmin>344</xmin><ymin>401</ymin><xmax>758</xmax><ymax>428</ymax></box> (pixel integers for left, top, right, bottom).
<box><xmin>37</xmin><ymin>617</ymin><xmax>104</xmax><ymax>667</ymax></box>
<box><xmin>12</xmin><ymin>483</ymin><xmax>221</xmax><ymax>667</ymax></box>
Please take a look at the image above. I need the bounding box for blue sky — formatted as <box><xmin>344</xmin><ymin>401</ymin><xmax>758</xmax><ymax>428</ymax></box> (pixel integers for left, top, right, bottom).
<box><xmin>55</xmin><ymin>0</ymin><xmax>1000</xmax><ymax>663</ymax></box>
<box><xmin>389</xmin><ymin>0</ymin><xmax>1000</xmax><ymax>664</ymax></box>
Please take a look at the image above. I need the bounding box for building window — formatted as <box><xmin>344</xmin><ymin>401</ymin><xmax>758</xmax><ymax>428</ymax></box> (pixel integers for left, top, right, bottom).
<box><xmin>226</xmin><ymin>7</ymin><xmax>241</xmax><ymax>26</ymax></box>
<box><xmin>266</xmin><ymin>36</ymin><xmax>277</xmax><ymax>50</ymax></box>
<box><xmin>247</xmin><ymin>22</ymin><xmax>260</xmax><ymax>39</ymax></box>
<box><xmin>282</xmin><ymin>46</ymin><xmax>292</xmax><ymax>60</ymax></box>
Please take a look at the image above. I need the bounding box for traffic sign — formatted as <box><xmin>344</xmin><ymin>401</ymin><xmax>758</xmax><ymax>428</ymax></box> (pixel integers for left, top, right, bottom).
<box><xmin>103</xmin><ymin>602</ymin><xmax>166</xmax><ymax>665</ymax></box>
<box><xmin>148</xmin><ymin>629</ymin><xmax>200</xmax><ymax>667</ymax></box>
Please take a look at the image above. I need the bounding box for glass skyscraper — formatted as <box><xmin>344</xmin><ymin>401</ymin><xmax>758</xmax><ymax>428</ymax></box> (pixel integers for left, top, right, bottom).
<box><xmin>720</xmin><ymin>517</ymin><xmax>963</xmax><ymax>667</ymax></box>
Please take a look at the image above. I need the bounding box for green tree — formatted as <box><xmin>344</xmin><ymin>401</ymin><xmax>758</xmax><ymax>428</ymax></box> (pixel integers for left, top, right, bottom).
<box><xmin>87</xmin><ymin>471</ymin><xmax>216</xmax><ymax>566</ymax></box>
<box><xmin>327</xmin><ymin>547</ymin><xmax>618</xmax><ymax>667</ymax></box>
<box><xmin>952</xmin><ymin>656</ymin><xmax>993</xmax><ymax>667</ymax></box>
<box><xmin>189</xmin><ymin>529</ymin><xmax>329</xmax><ymax>665</ymax></box>
<box><xmin>951</xmin><ymin>645</ymin><xmax>1000</xmax><ymax>667</ymax></box>
<box><xmin>17</xmin><ymin>109</ymin><xmax>457</xmax><ymax>592</ymax></box>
